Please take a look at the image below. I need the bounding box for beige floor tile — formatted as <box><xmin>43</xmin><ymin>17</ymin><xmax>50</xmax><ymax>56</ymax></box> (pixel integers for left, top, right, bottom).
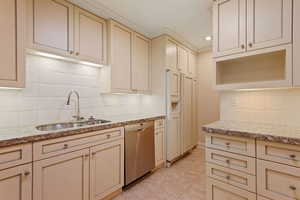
<box><xmin>113</xmin><ymin>147</ymin><xmax>206</xmax><ymax>200</ymax></box>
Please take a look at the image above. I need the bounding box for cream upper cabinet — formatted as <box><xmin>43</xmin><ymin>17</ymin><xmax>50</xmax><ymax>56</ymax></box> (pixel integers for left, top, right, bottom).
<box><xmin>294</xmin><ymin>0</ymin><xmax>300</xmax><ymax>86</ymax></box>
<box><xmin>132</xmin><ymin>33</ymin><xmax>151</xmax><ymax>93</ymax></box>
<box><xmin>188</xmin><ymin>51</ymin><xmax>197</xmax><ymax>78</ymax></box>
<box><xmin>177</xmin><ymin>46</ymin><xmax>189</xmax><ymax>75</ymax></box>
<box><xmin>0</xmin><ymin>164</ymin><xmax>32</xmax><ymax>200</ymax></box>
<box><xmin>166</xmin><ymin>39</ymin><xmax>178</xmax><ymax>71</ymax></box>
<box><xmin>213</xmin><ymin>0</ymin><xmax>246</xmax><ymax>57</ymax></box>
<box><xmin>247</xmin><ymin>0</ymin><xmax>292</xmax><ymax>51</ymax></box>
<box><xmin>74</xmin><ymin>7</ymin><xmax>107</xmax><ymax>64</ymax></box>
<box><xmin>108</xmin><ymin>20</ymin><xmax>133</xmax><ymax>93</ymax></box>
<box><xmin>33</xmin><ymin>149</ymin><xmax>89</xmax><ymax>200</ymax></box>
<box><xmin>90</xmin><ymin>140</ymin><xmax>124</xmax><ymax>200</ymax></box>
<box><xmin>0</xmin><ymin>0</ymin><xmax>25</xmax><ymax>88</ymax></box>
<box><xmin>27</xmin><ymin>0</ymin><xmax>74</xmax><ymax>57</ymax></box>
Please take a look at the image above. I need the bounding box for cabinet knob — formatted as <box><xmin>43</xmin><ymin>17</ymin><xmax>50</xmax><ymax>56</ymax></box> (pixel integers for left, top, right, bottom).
<box><xmin>248</xmin><ymin>43</ymin><xmax>253</xmax><ymax>48</ymax></box>
<box><xmin>290</xmin><ymin>185</ymin><xmax>297</xmax><ymax>191</ymax></box>
<box><xmin>76</xmin><ymin>52</ymin><xmax>80</xmax><ymax>56</ymax></box>
<box><xmin>63</xmin><ymin>144</ymin><xmax>68</xmax><ymax>149</ymax></box>
<box><xmin>226</xmin><ymin>175</ymin><xmax>230</xmax><ymax>180</ymax></box>
<box><xmin>24</xmin><ymin>171</ymin><xmax>30</xmax><ymax>176</ymax></box>
<box><xmin>92</xmin><ymin>152</ymin><xmax>96</xmax><ymax>156</ymax></box>
<box><xmin>225</xmin><ymin>142</ymin><xmax>230</xmax><ymax>146</ymax></box>
<box><xmin>290</xmin><ymin>154</ymin><xmax>296</xmax><ymax>159</ymax></box>
<box><xmin>70</xmin><ymin>51</ymin><xmax>74</xmax><ymax>54</ymax></box>
<box><xmin>226</xmin><ymin>159</ymin><xmax>230</xmax><ymax>164</ymax></box>
<box><xmin>106</xmin><ymin>134</ymin><xmax>111</xmax><ymax>139</ymax></box>
<box><xmin>241</xmin><ymin>44</ymin><xmax>245</xmax><ymax>49</ymax></box>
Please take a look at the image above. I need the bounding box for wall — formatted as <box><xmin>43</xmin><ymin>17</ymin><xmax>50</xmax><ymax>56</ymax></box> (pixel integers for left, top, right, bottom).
<box><xmin>197</xmin><ymin>51</ymin><xmax>220</xmax><ymax>144</ymax></box>
<box><xmin>0</xmin><ymin>54</ymin><xmax>157</xmax><ymax>130</ymax></box>
<box><xmin>221</xmin><ymin>89</ymin><xmax>300</xmax><ymax>126</ymax></box>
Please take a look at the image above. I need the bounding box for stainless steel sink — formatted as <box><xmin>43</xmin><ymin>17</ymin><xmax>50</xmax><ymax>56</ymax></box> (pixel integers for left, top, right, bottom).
<box><xmin>36</xmin><ymin>119</ymin><xmax>111</xmax><ymax>131</ymax></box>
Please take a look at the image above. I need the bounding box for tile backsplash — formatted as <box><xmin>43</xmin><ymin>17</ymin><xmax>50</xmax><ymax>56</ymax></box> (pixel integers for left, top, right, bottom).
<box><xmin>221</xmin><ymin>89</ymin><xmax>300</xmax><ymax>126</ymax></box>
<box><xmin>0</xmin><ymin>54</ymin><xmax>160</xmax><ymax>129</ymax></box>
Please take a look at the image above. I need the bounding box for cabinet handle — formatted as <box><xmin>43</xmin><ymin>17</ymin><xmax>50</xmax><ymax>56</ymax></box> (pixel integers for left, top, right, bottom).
<box><xmin>225</xmin><ymin>142</ymin><xmax>230</xmax><ymax>146</ymax></box>
<box><xmin>290</xmin><ymin>185</ymin><xmax>297</xmax><ymax>191</ymax></box>
<box><xmin>225</xmin><ymin>175</ymin><xmax>230</xmax><ymax>180</ymax></box>
<box><xmin>92</xmin><ymin>152</ymin><xmax>96</xmax><ymax>156</ymax></box>
<box><xmin>84</xmin><ymin>154</ymin><xmax>90</xmax><ymax>158</ymax></box>
<box><xmin>24</xmin><ymin>171</ymin><xmax>30</xmax><ymax>176</ymax></box>
<box><xmin>70</xmin><ymin>51</ymin><xmax>74</xmax><ymax>54</ymax></box>
<box><xmin>76</xmin><ymin>52</ymin><xmax>80</xmax><ymax>56</ymax></box>
<box><xmin>106</xmin><ymin>134</ymin><xmax>111</xmax><ymax>139</ymax></box>
<box><xmin>248</xmin><ymin>43</ymin><xmax>253</xmax><ymax>48</ymax></box>
<box><xmin>290</xmin><ymin>154</ymin><xmax>296</xmax><ymax>159</ymax></box>
<box><xmin>241</xmin><ymin>44</ymin><xmax>245</xmax><ymax>49</ymax></box>
<box><xmin>226</xmin><ymin>159</ymin><xmax>230</xmax><ymax>164</ymax></box>
<box><xmin>63</xmin><ymin>144</ymin><xmax>68</xmax><ymax>149</ymax></box>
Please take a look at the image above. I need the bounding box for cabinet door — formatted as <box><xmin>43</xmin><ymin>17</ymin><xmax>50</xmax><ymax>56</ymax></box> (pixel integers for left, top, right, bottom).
<box><xmin>213</xmin><ymin>0</ymin><xmax>246</xmax><ymax>57</ymax></box>
<box><xmin>0</xmin><ymin>164</ymin><xmax>32</xmax><ymax>200</ymax></box>
<box><xmin>188</xmin><ymin>52</ymin><xmax>197</xmax><ymax>78</ymax></box>
<box><xmin>33</xmin><ymin>149</ymin><xmax>89</xmax><ymax>200</ymax></box>
<box><xmin>247</xmin><ymin>0</ymin><xmax>292</xmax><ymax>51</ymax></box>
<box><xmin>0</xmin><ymin>0</ymin><xmax>25</xmax><ymax>88</ymax></box>
<box><xmin>177</xmin><ymin>46</ymin><xmax>189</xmax><ymax>74</ymax></box>
<box><xmin>132</xmin><ymin>33</ymin><xmax>151</xmax><ymax>93</ymax></box>
<box><xmin>28</xmin><ymin>0</ymin><xmax>74</xmax><ymax>56</ymax></box>
<box><xmin>74</xmin><ymin>7</ymin><xmax>107</xmax><ymax>64</ymax></box>
<box><xmin>294</xmin><ymin>0</ymin><xmax>300</xmax><ymax>86</ymax></box>
<box><xmin>166</xmin><ymin>113</ymin><xmax>181</xmax><ymax>162</ymax></box>
<box><xmin>109</xmin><ymin>21</ymin><xmax>133</xmax><ymax>93</ymax></box>
<box><xmin>166</xmin><ymin>39</ymin><xmax>178</xmax><ymax>70</ymax></box>
<box><xmin>155</xmin><ymin>129</ymin><xmax>164</xmax><ymax>166</ymax></box>
<box><xmin>191</xmin><ymin>79</ymin><xmax>198</xmax><ymax>146</ymax></box>
<box><xmin>181</xmin><ymin>76</ymin><xmax>193</xmax><ymax>153</ymax></box>
<box><xmin>90</xmin><ymin>140</ymin><xmax>124</xmax><ymax>200</ymax></box>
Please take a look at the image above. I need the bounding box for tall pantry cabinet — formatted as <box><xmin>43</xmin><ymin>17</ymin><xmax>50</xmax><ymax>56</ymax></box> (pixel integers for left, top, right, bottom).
<box><xmin>0</xmin><ymin>0</ymin><xmax>25</xmax><ymax>88</ymax></box>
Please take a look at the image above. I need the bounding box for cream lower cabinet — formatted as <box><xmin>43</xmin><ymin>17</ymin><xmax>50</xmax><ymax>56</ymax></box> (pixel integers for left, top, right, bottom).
<box><xmin>33</xmin><ymin>148</ymin><xmax>90</xmax><ymax>200</ymax></box>
<box><xmin>0</xmin><ymin>164</ymin><xmax>32</xmax><ymax>200</ymax></box>
<box><xmin>206</xmin><ymin>133</ymin><xmax>300</xmax><ymax>200</ymax></box>
<box><xmin>90</xmin><ymin>140</ymin><xmax>124</xmax><ymax>200</ymax></box>
<box><xmin>155</xmin><ymin>119</ymin><xmax>165</xmax><ymax>167</ymax></box>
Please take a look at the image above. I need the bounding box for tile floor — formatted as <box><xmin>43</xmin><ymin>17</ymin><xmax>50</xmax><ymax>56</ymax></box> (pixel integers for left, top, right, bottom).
<box><xmin>114</xmin><ymin>147</ymin><xmax>206</xmax><ymax>200</ymax></box>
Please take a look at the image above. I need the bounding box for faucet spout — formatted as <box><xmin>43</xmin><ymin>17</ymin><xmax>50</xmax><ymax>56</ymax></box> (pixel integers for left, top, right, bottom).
<box><xmin>66</xmin><ymin>90</ymin><xmax>83</xmax><ymax>121</ymax></box>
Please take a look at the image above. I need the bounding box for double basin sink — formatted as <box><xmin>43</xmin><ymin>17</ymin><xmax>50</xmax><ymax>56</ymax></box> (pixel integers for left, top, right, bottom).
<box><xmin>36</xmin><ymin>119</ymin><xmax>111</xmax><ymax>131</ymax></box>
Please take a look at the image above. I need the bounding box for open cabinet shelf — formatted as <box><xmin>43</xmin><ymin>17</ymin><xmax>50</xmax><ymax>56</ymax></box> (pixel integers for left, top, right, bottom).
<box><xmin>214</xmin><ymin>45</ymin><xmax>292</xmax><ymax>90</ymax></box>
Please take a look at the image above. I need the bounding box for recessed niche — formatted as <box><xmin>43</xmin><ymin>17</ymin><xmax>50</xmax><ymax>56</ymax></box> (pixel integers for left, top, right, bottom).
<box><xmin>216</xmin><ymin>50</ymin><xmax>287</xmax><ymax>85</ymax></box>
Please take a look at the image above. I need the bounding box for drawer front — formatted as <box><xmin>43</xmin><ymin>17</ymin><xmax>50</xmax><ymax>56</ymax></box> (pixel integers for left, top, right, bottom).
<box><xmin>155</xmin><ymin>119</ymin><xmax>164</xmax><ymax>129</ymax></box>
<box><xmin>257</xmin><ymin>159</ymin><xmax>300</xmax><ymax>200</ymax></box>
<box><xmin>207</xmin><ymin>178</ymin><xmax>256</xmax><ymax>200</ymax></box>
<box><xmin>257</xmin><ymin>196</ymin><xmax>271</xmax><ymax>200</ymax></box>
<box><xmin>206</xmin><ymin>148</ymin><xmax>256</xmax><ymax>175</ymax></box>
<box><xmin>206</xmin><ymin>133</ymin><xmax>256</xmax><ymax>157</ymax></box>
<box><xmin>207</xmin><ymin>163</ymin><xmax>256</xmax><ymax>192</ymax></box>
<box><xmin>0</xmin><ymin>144</ymin><xmax>32</xmax><ymax>170</ymax></box>
<box><xmin>257</xmin><ymin>141</ymin><xmax>300</xmax><ymax>167</ymax></box>
<box><xmin>34</xmin><ymin>127</ymin><xmax>124</xmax><ymax>161</ymax></box>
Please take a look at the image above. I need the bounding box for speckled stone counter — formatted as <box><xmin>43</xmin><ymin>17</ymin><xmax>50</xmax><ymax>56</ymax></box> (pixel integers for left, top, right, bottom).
<box><xmin>0</xmin><ymin>115</ymin><xmax>165</xmax><ymax>148</ymax></box>
<box><xmin>203</xmin><ymin>120</ymin><xmax>300</xmax><ymax>145</ymax></box>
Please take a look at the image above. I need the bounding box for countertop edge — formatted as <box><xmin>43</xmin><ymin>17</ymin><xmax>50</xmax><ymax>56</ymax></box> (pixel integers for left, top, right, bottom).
<box><xmin>0</xmin><ymin>115</ymin><xmax>165</xmax><ymax>148</ymax></box>
<box><xmin>202</xmin><ymin>125</ymin><xmax>300</xmax><ymax>146</ymax></box>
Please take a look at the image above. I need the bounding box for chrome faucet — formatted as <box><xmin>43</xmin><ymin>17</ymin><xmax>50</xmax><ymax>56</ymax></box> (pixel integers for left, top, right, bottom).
<box><xmin>66</xmin><ymin>90</ymin><xmax>84</xmax><ymax>121</ymax></box>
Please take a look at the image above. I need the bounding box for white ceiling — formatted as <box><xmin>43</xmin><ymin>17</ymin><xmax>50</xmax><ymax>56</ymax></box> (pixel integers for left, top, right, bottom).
<box><xmin>70</xmin><ymin>0</ymin><xmax>213</xmax><ymax>51</ymax></box>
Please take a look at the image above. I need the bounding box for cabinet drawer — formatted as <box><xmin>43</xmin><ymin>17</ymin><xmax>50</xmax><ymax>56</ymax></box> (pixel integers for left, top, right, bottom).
<box><xmin>207</xmin><ymin>163</ymin><xmax>256</xmax><ymax>192</ymax></box>
<box><xmin>155</xmin><ymin>119</ymin><xmax>164</xmax><ymax>129</ymax></box>
<box><xmin>257</xmin><ymin>196</ymin><xmax>271</xmax><ymax>200</ymax></box>
<box><xmin>257</xmin><ymin>159</ymin><xmax>300</xmax><ymax>200</ymax></box>
<box><xmin>206</xmin><ymin>133</ymin><xmax>256</xmax><ymax>157</ymax></box>
<box><xmin>34</xmin><ymin>127</ymin><xmax>124</xmax><ymax>161</ymax></box>
<box><xmin>0</xmin><ymin>144</ymin><xmax>32</xmax><ymax>170</ymax></box>
<box><xmin>257</xmin><ymin>141</ymin><xmax>300</xmax><ymax>167</ymax></box>
<box><xmin>207</xmin><ymin>178</ymin><xmax>256</xmax><ymax>200</ymax></box>
<box><xmin>206</xmin><ymin>148</ymin><xmax>256</xmax><ymax>175</ymax></box>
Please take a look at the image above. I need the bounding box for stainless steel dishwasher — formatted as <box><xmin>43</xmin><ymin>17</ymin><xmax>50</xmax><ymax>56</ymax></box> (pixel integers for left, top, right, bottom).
<box><xmin>124</xmin><ymin>121</ymin><xmax>155</xmax><ymax>186</ymax></box>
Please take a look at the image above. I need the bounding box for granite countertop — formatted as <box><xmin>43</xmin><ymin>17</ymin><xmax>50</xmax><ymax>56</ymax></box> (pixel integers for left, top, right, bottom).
<box><xmin>0</xmin><ymin>114</ymin><xmax>165</xmax><ymax>148</ymax></box>
<box><xmin>203</xmin><ymin>120</ymin><xmax>300</xmax><ymax>145</ymax></box>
